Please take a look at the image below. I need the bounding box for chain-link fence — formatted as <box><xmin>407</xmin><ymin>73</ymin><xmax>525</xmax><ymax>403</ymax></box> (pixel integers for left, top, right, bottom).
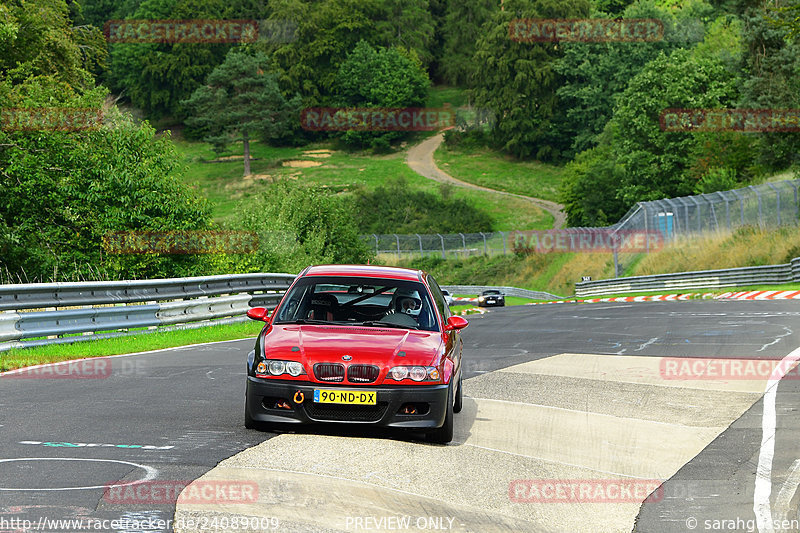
<box><xmin>364</xmin><ymin>232</ymin><xmax>512</xmax><ymax>259</ymax></box>
<box><xmin>607</xmin><ymin>179</ymin><xmax>800</xmax><ymax>238</ymax></box>
<box><xmin>363</xmin><ymin>179</ymin><xmax>800</xmax><ymax>259</ymax></box>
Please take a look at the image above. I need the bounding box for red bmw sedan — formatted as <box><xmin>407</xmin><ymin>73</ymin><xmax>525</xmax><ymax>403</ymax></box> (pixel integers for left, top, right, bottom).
<box><xmin>244</xmin><ymin>265</ymin><xmax>468</xmax><ymax>443</ymax></box>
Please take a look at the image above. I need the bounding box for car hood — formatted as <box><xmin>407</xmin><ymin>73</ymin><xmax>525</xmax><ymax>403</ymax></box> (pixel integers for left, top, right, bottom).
<box><xmin>264</xmin><ymin>324</ymin><xmax>443</xmax><ymax>368</ymax></box>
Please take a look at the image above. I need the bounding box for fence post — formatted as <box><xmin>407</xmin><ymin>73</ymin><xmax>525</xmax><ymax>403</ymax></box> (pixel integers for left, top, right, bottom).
<box><xmin>788</xmin><ymin>180</ymin><xmax>799</xmax><ymax>221</ymax></box>
<box><xmin>373</xmin><ymin>234</ymin><xmax>379</xmax><ymax>255</ymax></box>
<box><xmin>749</xmin><ymin>186</ymin><xmax>763</xmax><ymax>226</ymax></box>
<box><xmin>716</xmin><ymin>192</ymin><xmax>730</xmax><ymax>229</ymax></box>
<box><xmin>416</xmin><ymin>233</ymin><xmax>423</xmax><ymax>258</ymax></box>
<box><xmin>395</xmin><ymin>234</ymin><xmax>400</xmax><ymax>259</ymax></box>
<box><xmin>459</xmin><ymin>233</ymin><xmax>466</xmax><ymax>257</ymax></box>
<box><xmin>438</xmin><ymin>234</ymin><xmax>445</xmax><ymax>259</ymax></box>
<box><xmin>480</xmin><ymin>232</ymin><xmax>487</xmax><ymax>255</ymax></box>
<box><xmin>500</xmin><ymin>231</ymin><xmax>506</xmax><ymax>255</ymax></box>
<box><xmin>767</xmin><ymin>182</ymin><xmax>781</xmax><ymax>226</ymax></box>
<box><xmin>730</xmin><ymin>189</ymin><xmax>744</xmax><ymax>226</ymax></box>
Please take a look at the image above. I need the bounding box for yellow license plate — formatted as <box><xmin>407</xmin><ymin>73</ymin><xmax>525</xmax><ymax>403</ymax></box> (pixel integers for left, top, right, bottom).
<box><xmin>313</xmin><ymin>389</ymin><xmax>376</xmax><ymax>405</ymax></box>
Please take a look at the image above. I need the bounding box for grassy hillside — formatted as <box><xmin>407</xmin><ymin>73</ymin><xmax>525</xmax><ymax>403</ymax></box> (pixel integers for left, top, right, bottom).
<box><xmin>174</xmin><ymin>139</ymin><xmax>555</xmax><ymax>231</ymax></box>
<box><xmin>390</xmin><ymin>226</ymin><xmax>800</xmax><ymax>296</ymax></box>
<box><xmin>435</xmin><ymin>144</ymin><xmax>565</xmax><ymax>202</ymax></box>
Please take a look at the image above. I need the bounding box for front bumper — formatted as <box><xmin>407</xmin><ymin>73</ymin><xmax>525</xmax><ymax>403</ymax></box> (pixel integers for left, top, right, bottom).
<box><xmin>246</xmin><ymin>377</ymin><xmax>450</xmax><ymax>429</ymax></box>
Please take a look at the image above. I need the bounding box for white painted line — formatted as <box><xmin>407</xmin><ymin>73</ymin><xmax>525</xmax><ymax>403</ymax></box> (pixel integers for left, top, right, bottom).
<box><xmin>754</xmin><ymin>345</ymin><xmax>800</xmax><ymax>533</ymax></box>
<box><xmin>0</xmin><ymin>458</ymin><xmax>157</xmax><ymax>491</ymax></box>
<box><xmin>773</xmin><ymin>459</ymin><xmax>800</xmax><ymax>531</ymax></box>
<box><xmin>757</xmin><ymin>326</ymin><xmax>793</xmax><ymax>353</ymax></box>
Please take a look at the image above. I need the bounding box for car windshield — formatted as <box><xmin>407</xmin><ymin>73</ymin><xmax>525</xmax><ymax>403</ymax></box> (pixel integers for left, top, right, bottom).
<box><xmin>483</xmin><ymin>290</ymin><xmax>501</xmax><ymax>295</ymax></box>
<box><xmin>273</xmin><ymin>276</ymin><xmax>439</xmax><ymax>331</ymax></box>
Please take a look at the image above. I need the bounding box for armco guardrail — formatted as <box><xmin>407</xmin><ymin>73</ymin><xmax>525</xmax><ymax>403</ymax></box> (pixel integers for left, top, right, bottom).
<box><xmin>575</xmin><ymin>257</ymin><xmax>800</xmax><ymax>297</ymax></box>
<box><xmin>0</xmin><ymin>273</ymin><xmax>295</xmax><ymax>352</ymax></box>
<box><xmin>443</xmin><ymin>285</ymin><xmax>562</xmax><ymax>300</ymax></box>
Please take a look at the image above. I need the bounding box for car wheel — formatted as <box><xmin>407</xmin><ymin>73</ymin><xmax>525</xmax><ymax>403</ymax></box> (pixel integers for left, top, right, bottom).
<box><xmin>427</xmin><ymin>384</ymin><xmax>454</xmax><ymax>444</ymax></box>
<box><xmin>453</xmin><ymin>375</ymin><xmax>463</xmax><ymax>414</ymax></box>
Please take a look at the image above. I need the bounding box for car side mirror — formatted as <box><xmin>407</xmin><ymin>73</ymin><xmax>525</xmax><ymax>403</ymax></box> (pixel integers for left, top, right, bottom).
<box><xmin>444</xmin><ymin>315</ymin><xmax>468</xmax><ymax>331</ymax></box>
<box><xmin>246</xmin><ymin>307</ymin><xmax>271</xmax><ymax>323</ymax></box>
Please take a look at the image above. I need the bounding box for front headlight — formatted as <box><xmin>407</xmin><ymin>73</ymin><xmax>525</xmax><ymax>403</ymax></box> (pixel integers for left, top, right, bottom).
<box><xmin>387</xmin><ymin>366</ymin><xmax>440</xmax><ymax>382</ymax></box>
<box><xmin>286</xmin><ymin>361</ymin><xmax>304</xmax><ymax>376</ymax></box>
<box><xmin>257</xmin><ymin>359</ymin><xmax>306</xmax><ymax>378</ymax></box>
<box><xmin>268</xmin><ymin>360</ymin><xmax>286</xmax><ymax>375</ymax></box>
<box><xmin>478</xmin><ymin>296</ymin><xmax>485</xmax><ymax>302</ymax></box>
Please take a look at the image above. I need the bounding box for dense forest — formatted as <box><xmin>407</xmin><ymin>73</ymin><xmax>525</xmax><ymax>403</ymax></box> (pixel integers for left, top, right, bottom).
<box><xmin>1</xmin><ymin>0</ymin><xmax>798</xmax><ymax>281</ymax></box>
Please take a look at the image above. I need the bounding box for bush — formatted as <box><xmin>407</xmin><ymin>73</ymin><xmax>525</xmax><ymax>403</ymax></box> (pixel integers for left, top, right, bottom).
<box><xmin>350</xmin><ymin>178</ymin><xmax>493</xmax><ymax>234</ymax></box>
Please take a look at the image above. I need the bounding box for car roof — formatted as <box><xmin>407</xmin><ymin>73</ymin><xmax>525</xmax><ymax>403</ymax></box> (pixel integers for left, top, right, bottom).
<box><xmin>302</xmin><ymin>264</ymin><xmax>424</xmax><ymax>282</ymax></box>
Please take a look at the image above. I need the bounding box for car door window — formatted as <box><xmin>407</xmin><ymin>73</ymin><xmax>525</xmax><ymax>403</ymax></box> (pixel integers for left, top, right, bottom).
<box><xmin>426</xmin><ymin>275</ymin><xmax>450</xmax><ymax>322</ymax></box>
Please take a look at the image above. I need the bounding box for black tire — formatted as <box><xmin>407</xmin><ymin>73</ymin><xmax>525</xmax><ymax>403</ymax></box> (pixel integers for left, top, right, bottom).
<box><xmin>427</xmin><ymin>384</ymin><xmax>454</xmax><ymax>444</ymax></box>
<box><xmin>453</xmin><ymin>375</ymin><xmax>463</xmax><ymax>414</ymax></box>
<box><xmin>244</xmin><ymin>394</ymin><xmax>259</xmax><ymax>430</ymax></box>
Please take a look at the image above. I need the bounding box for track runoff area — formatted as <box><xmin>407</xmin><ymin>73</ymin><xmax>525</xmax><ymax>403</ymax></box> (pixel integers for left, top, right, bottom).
<box><xmin>2</xmin><ymin>299</ymin><xmax>800</xmax><ymax>532</ymax></box>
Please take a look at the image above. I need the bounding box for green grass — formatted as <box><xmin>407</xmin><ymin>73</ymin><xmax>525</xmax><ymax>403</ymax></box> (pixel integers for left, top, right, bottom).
<box><xmin>435</xmin><ymin>144</ymin><xmax>565</xmax><ymax>202</ymax></box>
<box><xmin>1</xmin><ymin>321</ymin><xmax>263</xmax><ymax>372</ymax></box>
<box><xmin>426</xmin><ymin>86</ymin><xmax>469</xmax><ymax>108</ymax></box>
<box><xmin>176</xmin><ymin>138</ymin><xmax>553</xmax><ymax>231</ymax></box>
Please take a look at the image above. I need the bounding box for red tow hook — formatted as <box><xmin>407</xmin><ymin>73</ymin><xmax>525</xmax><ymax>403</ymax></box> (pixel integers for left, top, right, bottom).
<box><xmin>293</xmin><ymin>390</ymin><xmax>305</xmax><ymax>404</ymax></box>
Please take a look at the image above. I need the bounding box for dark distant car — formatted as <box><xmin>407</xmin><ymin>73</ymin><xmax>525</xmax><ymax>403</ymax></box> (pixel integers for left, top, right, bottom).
<box><xmin>477</xmin><ymin>289</ymin><xmax>505</xmax><ymax>307</ymax></box>
<box><xmin>244</xmin><ymin>264</ymin><xmax>468</xmax><ymax>443</ymax></box>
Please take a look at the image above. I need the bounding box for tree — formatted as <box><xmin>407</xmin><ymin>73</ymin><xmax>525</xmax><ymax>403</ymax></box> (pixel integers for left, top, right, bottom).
<box><xmin>333</xmin><ymin>40</ymin><xmax>430</xmax><ymax>149</ymax></box>
<box><xmin>609</xmin><ymin>48</ymin><xmax>739</xmax><ymax>206</ymax></box>
<box><xmin>738</xmin><ymin>2</ymin><xmax>800</xmax><ymax>171</ymax></box>
<box><xmin>0</xmin><ymin>0</ymin><xmax>103</xmax><ymax>88</ymax></box>
<box><xmin>554</xmin><ymin>2</ymin><xmax>680</xmax><ymax>158</ymax></box>
<box><xmin>259</xmin><ymin>0</ymin><xmax>387</xmax><ymax>103</ymax></box>
<box><xmin>0</xmin><ymin>77</ymin><xmax>211</xmax><ymax>282</ymax></box>
<box><xmin>184</xmin><ymin>49</ymin><xmax>300</xmax><ymax>176</ymax></box>
<box><xmin>471</xmin><ymin>0</ymin><xmax>592</xmax><ymax>161</ymax></box>
<box><xmin>105</xmin><ymin>0</ymin><xmax>232</xmax><ymax>120</ymax></box>
<box><xmin>375</xmin><ymin>0</ymin><xmax>436</xmax><ymax>67</ymax></box>
<box><xmin>216</xmin><ymin>183</ymin><xmax>373</xmax><ymax>275</ymax></box>
<box><xmin>437</xmin><ymin>0</ymin><xmax>498</xmax><ymax>86</ymax></box>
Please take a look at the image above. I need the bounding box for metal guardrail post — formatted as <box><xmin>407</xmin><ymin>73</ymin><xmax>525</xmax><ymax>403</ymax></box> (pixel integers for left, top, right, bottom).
<box><xmin>479</xmin><ymin>232</ymin><xmax>487</xmax><ymax>255</ymax></box>
<box><xmin>416</xmin><ymin>233</ymin><xmax>423</xmax><ymax>257</ymax></box>
<box><xmin>438</xmin><ymin>233</ymin><xmax>445</xmax><ymax>259</ymax></box>
<box><xmin>459</xmin><ymin>233</ymin><xmax>466</xmax><ymax>257</ymax></box>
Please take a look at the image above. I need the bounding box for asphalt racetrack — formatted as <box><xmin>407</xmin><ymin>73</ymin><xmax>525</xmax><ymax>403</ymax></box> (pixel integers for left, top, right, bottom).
<box><xmin>2</xmin><ymin>299</ymin><xmax>800</xmax><ymax>533</ymax></box>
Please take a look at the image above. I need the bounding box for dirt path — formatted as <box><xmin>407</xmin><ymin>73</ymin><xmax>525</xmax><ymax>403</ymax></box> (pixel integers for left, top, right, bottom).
<box><xmin>406</xmin><ymin>133</ymin><xmax>566</xmax><ymax>229</ymax></box>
